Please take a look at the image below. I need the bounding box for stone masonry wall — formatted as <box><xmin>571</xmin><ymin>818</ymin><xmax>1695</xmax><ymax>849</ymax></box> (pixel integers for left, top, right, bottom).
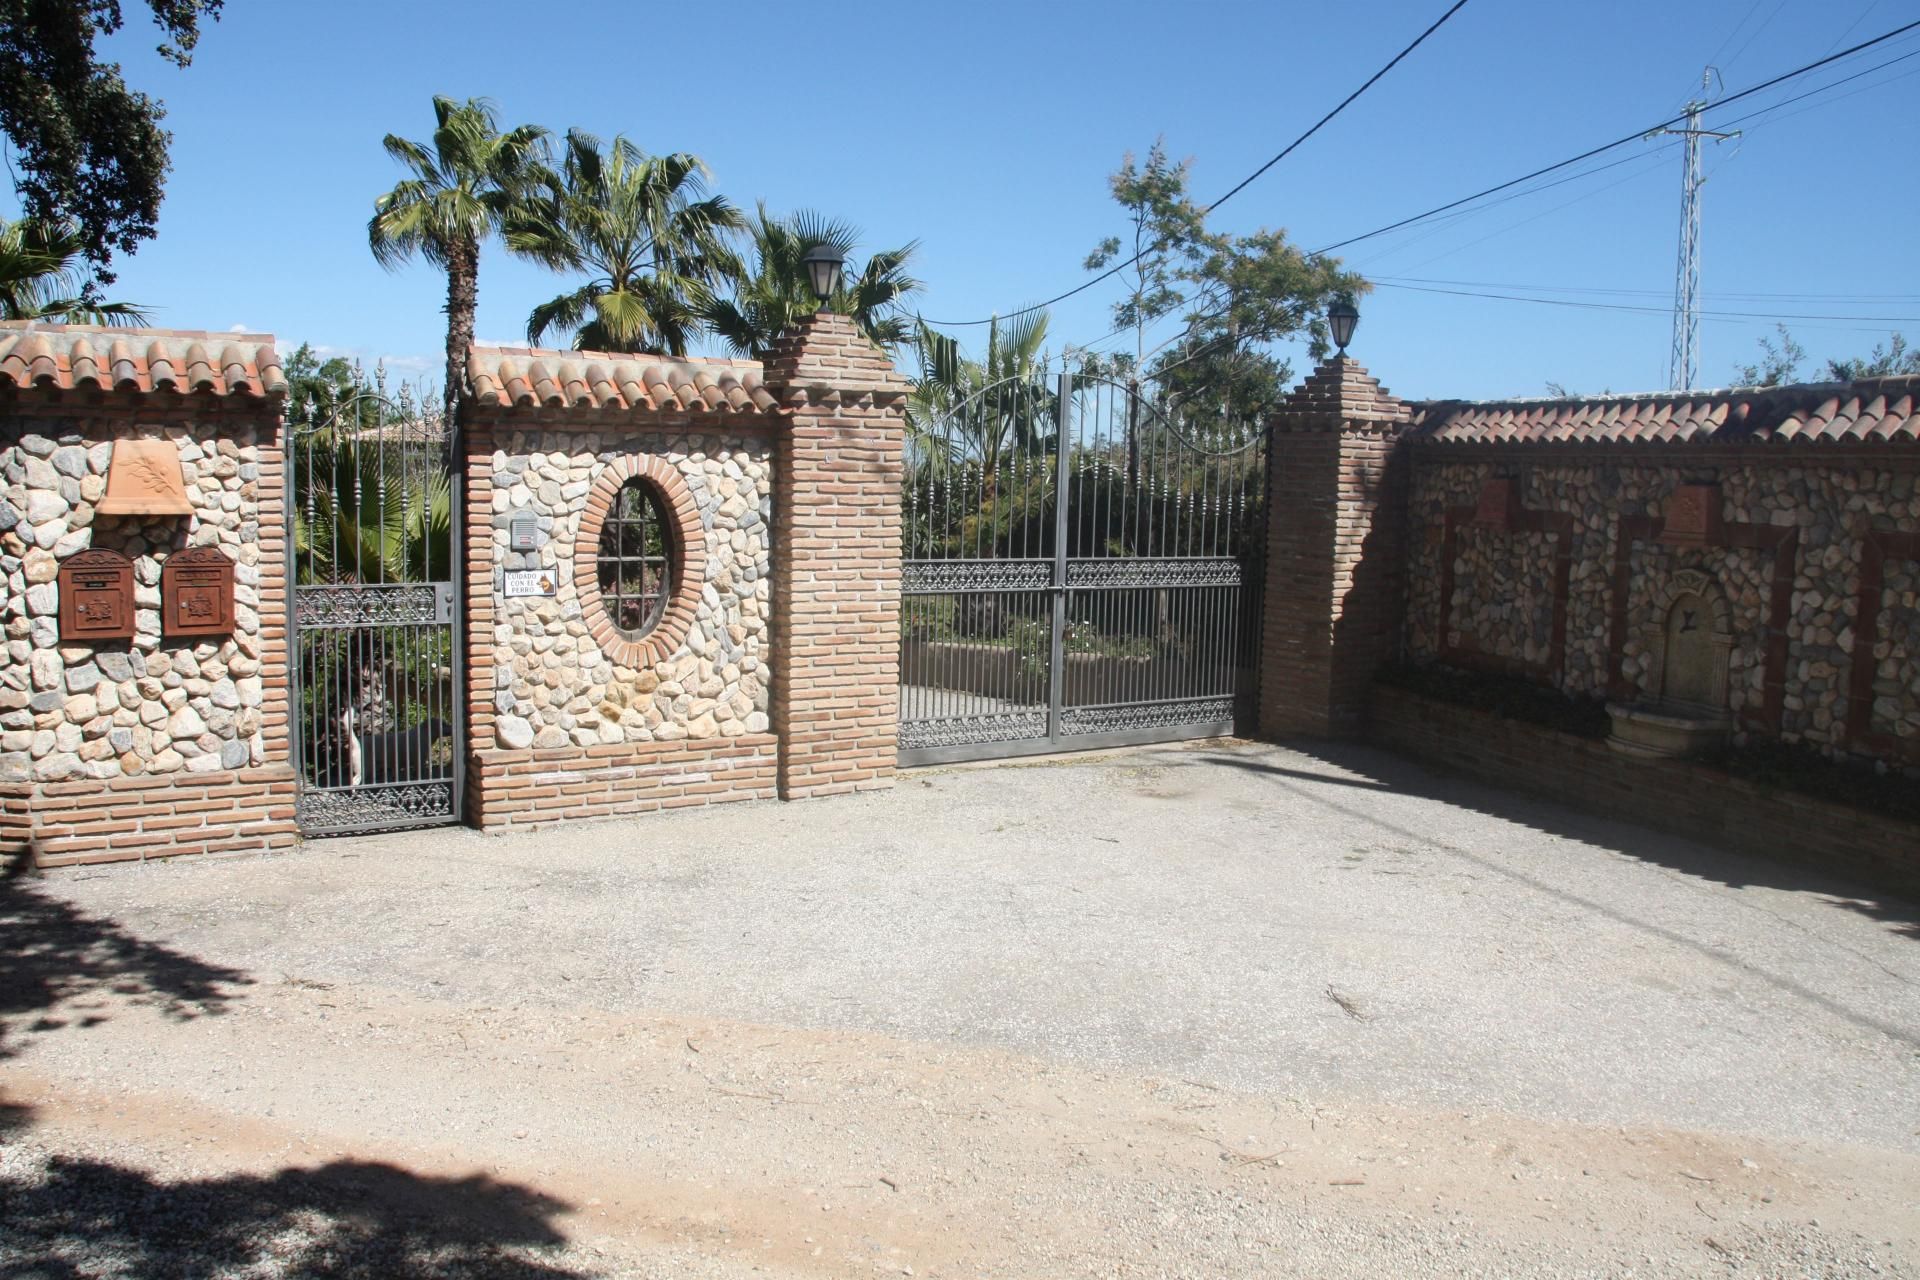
<box><xmin>479</xmin><ymin>424</ymin><xmax>773</xmax><ymax>749</ymax></box>
<box><xmin>1</xmin><ymin>393</ymin><xmax>297</xmax><ymax>865</ymax></box>
<box><xmin>1403</xmin><ymin>452</ymin><xmax>1920</xmax><ymax>765</ymax></box>
<box><xmin>462</xmin><ymin>409</ymin><xmax>779</xmax><ymax>829</ymax></box>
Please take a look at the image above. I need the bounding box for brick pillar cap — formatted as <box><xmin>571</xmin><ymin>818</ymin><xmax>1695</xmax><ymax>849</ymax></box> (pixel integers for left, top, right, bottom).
<box><xmin>761</xmin><ymin>312</ymin><xmax>912</xmax><ymax>409</ymax></box>
<box><xmin>1272</xmin><ymin>355</ymin><xmax>1411</xmax><ymax>434</ymax></box>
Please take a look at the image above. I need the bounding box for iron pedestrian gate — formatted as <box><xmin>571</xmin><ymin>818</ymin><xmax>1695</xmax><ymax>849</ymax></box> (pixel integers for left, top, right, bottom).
<box><xmin>287</xmin><ymin>392</ymin><xmax>463</xmax><ymax>834</ymax></box>
<box><xmin>899</xmin><ymin>373</ymin><xmax>1266</xmax><ymax>765</ymax></box>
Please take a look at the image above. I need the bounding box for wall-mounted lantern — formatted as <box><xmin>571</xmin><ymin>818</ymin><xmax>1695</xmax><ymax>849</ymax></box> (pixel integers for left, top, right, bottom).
<box><xmin>801</xmin><ymin>244</ymin><xmax>846</xmax><ymax>309</ymax></box>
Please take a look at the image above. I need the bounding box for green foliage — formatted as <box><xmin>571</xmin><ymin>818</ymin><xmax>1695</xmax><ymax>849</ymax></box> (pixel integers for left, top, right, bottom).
<box><xmin>0</xmin><ymin>215</ymin><xmax>148</xmax><ymax>323</ymax></box>
<box><xmin>1825</xmin><ymin>332</ymin><xmax>1920</xmax><ymax>381</ymax></box>
<box><xmin>506</xmin><ymin>131</ymin><xmax>745</xmax><ymax>356</ymax></box>
<box><xmin>1733</xmin><ymin>324</ymin><xmax>1810</xmax><ymax>387</ymax></box>
<box><xmin>1734</xmin><ymin>325</ymin><xmax>1918</xmax><ymax>386</ymax></box>
<box><xmin>702</xmin><ymin>205</ymin><xmax>921</xmax><ymax>360</ymax></box>
<box><xmin>0</xmin><ymin>0</ymin><xmax>221</xmax><ymax>283</ymax></box>
<box><xmin>1079</xmin><ymin>140</ymin><xmax>1366</xmax><ymax>417</ymax></box>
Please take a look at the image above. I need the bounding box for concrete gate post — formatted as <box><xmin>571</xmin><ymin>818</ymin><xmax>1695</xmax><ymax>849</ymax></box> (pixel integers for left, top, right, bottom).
<box><xmin>761</xmin><ymin>313</ymin><xmax>912</xmax><ymax>798</ymax></box>
<box><xmin>1258</xmin><ymin>356</ymin><xmax>1412</xmax><ymax>739</ymax></box>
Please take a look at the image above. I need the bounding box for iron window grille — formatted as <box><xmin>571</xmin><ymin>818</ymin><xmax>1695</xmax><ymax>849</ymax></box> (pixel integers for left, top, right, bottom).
<box><xmin>597</xmin><ymin>479</ymin><xmax>675</xmax><ymax>640</ymax></box>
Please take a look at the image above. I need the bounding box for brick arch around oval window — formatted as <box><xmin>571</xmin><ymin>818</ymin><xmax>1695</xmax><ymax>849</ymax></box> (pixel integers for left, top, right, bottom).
<box><xmin>575</xmin><ymin>456</ymin><xmax>707</xmax><ymax>669</ymax></box>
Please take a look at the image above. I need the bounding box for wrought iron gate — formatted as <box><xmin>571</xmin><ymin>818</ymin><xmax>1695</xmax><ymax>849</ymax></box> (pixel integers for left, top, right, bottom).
<box><xmin>899</xmin><ymin>373</ymin><xmax>1265</xmax><ymax>765</ymax></box>
<box><xmin>288</xmin><ymin>391</ymin><xmax>462</xmax><ymax>834</ymax></box>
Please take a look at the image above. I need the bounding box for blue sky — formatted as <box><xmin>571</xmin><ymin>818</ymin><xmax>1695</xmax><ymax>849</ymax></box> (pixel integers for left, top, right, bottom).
<box><xmin>37</xmin><ymin>0</ymin><xmax>1920</xmax><ymax>401</ymax></box>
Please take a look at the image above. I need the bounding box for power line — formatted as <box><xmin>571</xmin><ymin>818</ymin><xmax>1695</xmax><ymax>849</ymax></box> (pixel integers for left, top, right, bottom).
<box><xmin>1371</xmin><ymin>274</ymin><xmax>1920</xmax><ymax>303</ymax></box>
<box><xmin>1372</xmin><ymin>280</ymin><xmax>1920</xmax><ymax>324</ymax></box>
<box><xmin>1309</xmin><ymin>17</ymin><xmax>1920</xmax><ymax>257</ymax></box>
<box><xmin>917</xmin><ymin>0</ymin><xmax>1475</xmax><ymax>327</ymax></box>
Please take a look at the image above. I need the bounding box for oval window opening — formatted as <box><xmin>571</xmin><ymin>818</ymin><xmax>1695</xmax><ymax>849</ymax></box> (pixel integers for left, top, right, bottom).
<box><xmin>596</xmin><ymin>479</ymin><xmax>676</xmax><ymax>640</ymax></box>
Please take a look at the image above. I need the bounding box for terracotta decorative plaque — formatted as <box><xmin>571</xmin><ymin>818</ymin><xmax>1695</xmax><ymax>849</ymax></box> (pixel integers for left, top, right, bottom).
<box><xmin>57</xmin><ymin>549</ymin><xmax>136</xmax><ymax>642</ymax></box>
<box><xmin>97</xmin><ymin>438</ymin><xmax>194</xmax><ymax>516</ymax></box>
<box><xmin>161</xmin><ymin>545</ymin><xmax>236</xmax><ymax>637</ymax></box>
<box><xmin>1659</xmin><ymin>483</ymin><xmax>1724</xmax><ymax>548</ymax></box>
<box><xmin>1472</xmin><ymin>477</ymin><xmax>1519</xmax><ymax>531</ymax></box>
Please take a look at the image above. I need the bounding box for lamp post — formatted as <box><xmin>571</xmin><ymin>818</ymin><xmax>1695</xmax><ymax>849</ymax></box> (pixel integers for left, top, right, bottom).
<box><xmin>801</xmin><ymin>244</ymin><xmax>846</xmax><ymax>310</ymax></box>
<box><xmin>1328</xmin><ymin>297</ymin><xmax>1359</xmax><ymax>355</ymax></box>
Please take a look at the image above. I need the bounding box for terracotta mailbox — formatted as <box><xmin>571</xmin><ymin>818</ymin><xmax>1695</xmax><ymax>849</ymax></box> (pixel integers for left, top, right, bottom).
<box><xmin>161</xmin><ymin>546</ymin><xmax>236</xmax><ymax>637</ymax></box>
<box><xmin>57</xmin><ymin>549</ymin><xmax>137</xmax><ymax>643</ymax></box>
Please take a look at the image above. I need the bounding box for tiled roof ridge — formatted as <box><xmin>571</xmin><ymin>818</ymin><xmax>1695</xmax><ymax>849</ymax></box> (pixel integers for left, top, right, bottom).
<box><xmin>465</xmin><ymin>344</ymin><xmax>780</xmax><ymax>415</ymax></box>
<box><xmin>1406</xmin><ymin>375</ymin><xmax>1917</xmax><ymax>446</ymax></box>
<box><xmin>0</xmin><ymin>321</ymin><xmax>285</xmax><ymax>398</ymax></box>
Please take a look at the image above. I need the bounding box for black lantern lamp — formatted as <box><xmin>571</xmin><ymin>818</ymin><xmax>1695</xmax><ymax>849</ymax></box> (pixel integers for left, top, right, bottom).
<box><xmin>801</xmin><ymin>244</ymin><xmax>846</xmax><ymax>309</ymax></box>
<box><xmin>1328</xmin><ymin>297</ymin><xmax>1359</xmax><ymax>355</ymax></box>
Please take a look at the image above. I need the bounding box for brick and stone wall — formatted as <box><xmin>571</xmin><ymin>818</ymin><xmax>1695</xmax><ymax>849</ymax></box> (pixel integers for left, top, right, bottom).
<box><xmin>1401</xmin><ymin>451</ymin><xmax>1920</xmax><ymax>765</ymax></box>
<box><xmin>1</xmin><ymin>325</ymin><xmax>297</xmax><ymax>865</ymax></box>
<box><xmin>1373</xmin><ymin>684</ymin><xmax>1920</xmax><ymax>898</ymax></box>
<box><xmin>460</xmin><ymin>326</ymin><xmax>908</xmax><ymax>828</ymax></box>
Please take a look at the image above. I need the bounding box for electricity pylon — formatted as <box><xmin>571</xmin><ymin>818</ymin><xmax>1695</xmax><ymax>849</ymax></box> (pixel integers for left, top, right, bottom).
<box><xmin>1650</xmin><ymin>70</ymin><xmax>1739</xmax><ymax>390</ymax></box>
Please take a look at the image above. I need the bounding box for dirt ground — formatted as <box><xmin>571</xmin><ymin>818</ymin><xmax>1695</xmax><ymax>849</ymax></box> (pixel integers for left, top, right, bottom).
<box><xmin>3</xmin><ymin>739</ymin><xmax>1917</xmax><ymax>1277</ymax></box>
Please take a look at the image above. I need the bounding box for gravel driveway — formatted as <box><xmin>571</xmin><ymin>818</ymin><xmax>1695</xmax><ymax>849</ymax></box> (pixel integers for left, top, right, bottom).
<box><xmin>3</xmin><ymin>739</ymin><xmax>1917</xmax><ymax>1277</ymax></box>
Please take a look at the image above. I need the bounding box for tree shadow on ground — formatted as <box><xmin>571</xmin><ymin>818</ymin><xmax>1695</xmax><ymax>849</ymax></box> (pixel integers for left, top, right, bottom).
<box><xmin>1193</xmin><ymin>741</ymin><xmax>1920</xmax><ymax>941</ymax></box>
<box><xmin>1178</xmin><ymin>742</ymin><xmax>1920</xmax><ymax>1046</ymax></box>
<box><xmin>0</xmin><ymin>860</ymin><xmax>252</xmax><ymax>1061</ymax></box>
<box><xmin>0</xmin><ymin>1144</ymin><xmax>589</xmax><ymax>1279</ymax></box>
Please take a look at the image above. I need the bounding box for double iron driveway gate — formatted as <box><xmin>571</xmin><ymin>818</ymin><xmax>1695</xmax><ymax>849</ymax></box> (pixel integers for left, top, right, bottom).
<box><xmin>899</xmin><ymin>374</ymin><xmax>1266</xmax><ymax>766</ymax></box>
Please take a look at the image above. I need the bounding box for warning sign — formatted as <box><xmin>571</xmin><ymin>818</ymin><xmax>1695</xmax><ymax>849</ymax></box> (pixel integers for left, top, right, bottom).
<box><xmin>503</xmin><ymin>569</ymin><xmax>558</xmax><ymax>598</ymax></box>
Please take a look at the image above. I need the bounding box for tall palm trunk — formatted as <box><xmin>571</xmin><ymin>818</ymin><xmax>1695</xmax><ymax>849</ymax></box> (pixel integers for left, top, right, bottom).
<box><xmin>442</xmin><ymin>235</ymin><xmax>479</xmax><ymax>424</ymax></box>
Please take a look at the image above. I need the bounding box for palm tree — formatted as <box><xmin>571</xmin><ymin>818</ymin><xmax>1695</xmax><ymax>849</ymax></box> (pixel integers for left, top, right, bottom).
<box><xmin>907</xmin><ymin>311</ymin><xmax>1053</xmax><ymax>476</ymax></box>
<box><xmin>369</xmin><ymin>96</ymin><xmax>550</xmax><ymax>420</ymax></box>
<box><xmin>0</xmin><ymin>217</ymin><xmax>148</xmax><ymax>325</ymax></box>
<box><xmin>506</xmin><ymin>131</ymin><xmax>744</xmax><ymax>356</ymax></box>
<box><xmin>703</xmin><ymin>206</ymin><xmax>921</xmax><ymax>360</ymax></box>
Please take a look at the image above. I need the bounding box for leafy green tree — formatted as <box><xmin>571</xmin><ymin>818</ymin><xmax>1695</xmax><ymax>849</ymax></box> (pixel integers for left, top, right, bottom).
<box><xmin>1826</xmin><ymin>333</ymin><xmax>1918</xmax><ymax>381</ymax></box>
<box><xmin>1733</xmin><ymin>324</ymin><xmax>1808</xmax><ymax>387</ymax></box>
<box><xmin>0</xmin><ymin>216</ymin><xmax>148</xmax><ymax>323</ymax></box>
<box><xmin>1081</xmin><ymin>141</ymin><xmax>1364</xmax><ymax>417</ymax></box>
<box><xmin>908</xmin><ymin>311</ymin><xmax>1053</xmax><ymax>477</ymax></box>
<box><xmin>506</xmin><ymin>131</ymin><xmax>742</xmax><ymax>356</ymax></box>
<box><xmin>369</xmin><ymin>96</ymin><xmax>550</xmax><ymax>421</ymax></box>
<box><xmin>702</xmin><ymin>206</ymin><xmax>922</xmax><ymax>359</ymax></box>
<box><xmin>0</xmin><ymin>0</ymin><xmax>222</xmax><ymax>283</ymax></box>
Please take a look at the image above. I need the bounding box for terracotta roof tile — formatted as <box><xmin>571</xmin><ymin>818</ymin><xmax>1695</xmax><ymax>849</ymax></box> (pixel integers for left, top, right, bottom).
<box><xmin>1408</xmin><ymin>376</ymin><xmax>1920</xmax><ymax>447</ymax></box>
<box><xmin>465</xmin><ymin>345</ymin><xmax>780</xmax><ymax>415</ymax></box>
<box><xmin>0</xmin><ymin>322</ymin><xmax>285</xmax><ymax>397</ymax></box>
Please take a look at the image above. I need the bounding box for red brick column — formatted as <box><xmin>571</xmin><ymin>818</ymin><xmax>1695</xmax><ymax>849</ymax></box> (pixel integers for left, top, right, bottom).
<box><xmin>761</xmin><ymin>313</ymin><xmax>911</xmax><ymax>798</ymax></box>
<box><xmin>1259</xmin><ymin>356</ymin><xmax>1411</xmax><ymax>738</ymax></box>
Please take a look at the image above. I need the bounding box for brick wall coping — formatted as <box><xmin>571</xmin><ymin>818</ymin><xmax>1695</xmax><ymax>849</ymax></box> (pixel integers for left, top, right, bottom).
<box><xmin>1409</xmin><ymin>375</ymin><xmax>1918</xmax><ymax>447</ymax></box>
<box><xmin>0</xmin><ymin>321</ymin><xmax>285</xmax><ymax>399</ymax></box>
<box><xmin>466</xmin><ymin>345</ymin><xmax>780</xmax><ymax>415</ymax></box>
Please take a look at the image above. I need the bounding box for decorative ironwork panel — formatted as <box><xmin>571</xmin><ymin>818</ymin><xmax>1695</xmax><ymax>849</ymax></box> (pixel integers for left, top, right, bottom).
<box><xmin>1060</xmin><ymin>698</ymin><xmax>1236</xmax><ymax>736</ymax></box>
<box><xmin>898</xmin><ymin>712</ymin><xmax>1048</xmax><ymax>751</ymax></box>
<box><xmin>903</xmin><ymin>559</ymin><xmax>1053</xmax><ymax>593</ymax></box>
<box><xmin>298</xmin><ymin>781</ymin><xmax>456</xmax><ymax>833</ymax></box>
<box><xmin>1065</xmin><ymin>557</ymin><xmax>1242</xmax><ymax>589</ymax></box>
<box><xmin>295</xmin><ymin>583</ymin><xmax>445</xmax><ymax>629</ymax></box>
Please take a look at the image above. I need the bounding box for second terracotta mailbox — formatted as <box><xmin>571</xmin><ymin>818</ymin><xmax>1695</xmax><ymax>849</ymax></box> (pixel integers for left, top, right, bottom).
<box><xmin>161</xmin><ymin>546</ymin><xmax>236</xmax><ymax>637</ymax></box>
